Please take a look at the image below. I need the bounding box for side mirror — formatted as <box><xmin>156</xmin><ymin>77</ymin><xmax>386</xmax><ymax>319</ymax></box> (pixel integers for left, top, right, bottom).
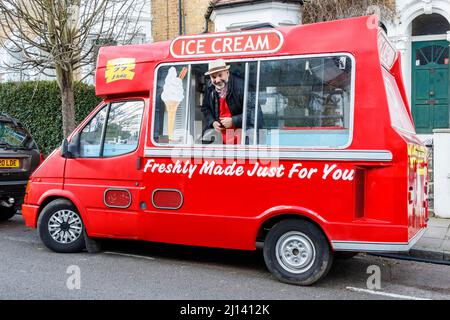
<box><xmin>61</xmin><ymin>134</ymin><xmax>80</xmax><ymax>158</ymax></box>
<box><xmin>61</xmin><ymin>138</ymin><xmax>69</xmax><ymax>157</ymax></box>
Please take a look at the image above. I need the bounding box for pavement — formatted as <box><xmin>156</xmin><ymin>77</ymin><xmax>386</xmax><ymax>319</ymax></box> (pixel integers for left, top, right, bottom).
<box><xmin>408</xmin><ymin>217</ymin><xmax>450</xmax><ymax>262</ymax></box>
<box><xmin>2</xmin><ymin>215</ymin><xmax>450</xmax><ymax>300</ymax></box>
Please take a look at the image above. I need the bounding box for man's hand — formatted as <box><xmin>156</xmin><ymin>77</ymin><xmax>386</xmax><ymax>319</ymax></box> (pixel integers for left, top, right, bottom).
<box><xmin>213</xmin><ymin>121</ymin><xmax>223</xmax><ymax>131</ymax></box>
<box><xmin>219</xmin><ymin>117</ymin><xmax>233</xmax><ymax>129</ymax></box>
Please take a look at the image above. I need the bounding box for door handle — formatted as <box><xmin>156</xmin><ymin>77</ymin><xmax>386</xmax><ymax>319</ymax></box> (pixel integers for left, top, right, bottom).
<box><xmin>137</xmin><ymin>156</ymin><xmax>142</xmax><ymax>170</ymax></box>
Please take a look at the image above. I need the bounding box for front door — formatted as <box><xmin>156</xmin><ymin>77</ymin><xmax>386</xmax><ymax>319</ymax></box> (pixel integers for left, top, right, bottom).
<box><xmin>64</xmin><ymin>99</ymin><xmax>145</xmax><ymax>237</ymax></box>
<box><xmin>412</xmin><ymin>40</ymin><xmax>449</xmax><ymax>133</ymax></box>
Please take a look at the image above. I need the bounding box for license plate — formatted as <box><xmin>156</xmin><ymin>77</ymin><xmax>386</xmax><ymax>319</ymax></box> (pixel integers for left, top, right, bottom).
<box><xmin>0</xmin><ymin>159</ymin><xmax>19</xmax><ymax>168</ymax></box>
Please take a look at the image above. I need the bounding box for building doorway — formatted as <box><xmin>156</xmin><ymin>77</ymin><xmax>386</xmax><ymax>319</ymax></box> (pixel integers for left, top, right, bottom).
<box><xmin>411</xmin><ymin>13</ymin><xmax>450</xmax><ymax>134</ymax></box>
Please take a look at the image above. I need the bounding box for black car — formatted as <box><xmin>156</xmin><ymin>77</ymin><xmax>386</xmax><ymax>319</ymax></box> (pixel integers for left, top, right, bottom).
<box><xmin>0</xmin><ymin>113</ymin><xmax>41</xmax><ymax>221</ymax></box>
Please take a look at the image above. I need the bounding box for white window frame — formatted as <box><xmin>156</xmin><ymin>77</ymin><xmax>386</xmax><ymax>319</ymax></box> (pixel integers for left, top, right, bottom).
<box><xmin>149</xmin><ymin>52</ymin><xmax>356</xmax><ymax>151</ymax></box>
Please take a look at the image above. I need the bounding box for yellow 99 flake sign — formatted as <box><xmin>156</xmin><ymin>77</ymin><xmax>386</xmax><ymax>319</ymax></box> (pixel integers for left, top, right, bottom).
<box><xmin>105</xmin><ymin>58</ymin><xmax>136</xmax><ymax>83</ymax></box>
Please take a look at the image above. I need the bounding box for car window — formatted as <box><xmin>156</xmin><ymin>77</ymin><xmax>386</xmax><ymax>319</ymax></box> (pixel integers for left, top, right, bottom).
<box><xmin>0</xmin><ymin>121</ymin><xmax>31</xmax><ymax>148</ymax></box>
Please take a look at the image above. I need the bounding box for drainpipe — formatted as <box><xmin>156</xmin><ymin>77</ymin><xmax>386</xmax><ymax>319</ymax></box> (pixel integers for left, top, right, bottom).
<box><xmin>204</xmin><ymin>16</ymin><xmax>209</xmax><ymax>33</ymax></box>
<box><xmin>178</xmin><ymin>0</ymin><xmax>183</xmax><ymax>35</ymax></box>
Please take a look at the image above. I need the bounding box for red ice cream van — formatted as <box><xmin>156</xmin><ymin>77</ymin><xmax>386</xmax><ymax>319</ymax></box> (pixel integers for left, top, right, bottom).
<box><xmin>22</xmin><ymin>15</ymin><xmax>428</xmax><ymax>285</ymax></box>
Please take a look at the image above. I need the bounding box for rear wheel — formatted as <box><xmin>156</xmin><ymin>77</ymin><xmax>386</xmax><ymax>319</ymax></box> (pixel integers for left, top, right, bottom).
<box><xmin>38</xmin><ymin>199</ymin><xmax>85</xmax><ymax>253</ymax></box>
<box><xmin>0</xmin><ymin>207</ymin><xmax>16</xmax><ymax>221</ymax></box>
<box><xmin>263</xmin><ymin>219</ymin><xmax>333</xmax><ymax>286</ymax></box>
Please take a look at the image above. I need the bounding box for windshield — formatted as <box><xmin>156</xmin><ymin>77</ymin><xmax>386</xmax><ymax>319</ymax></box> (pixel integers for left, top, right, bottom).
<box><xmin>0</xmin><ymin>121</ymin><xmax>32</xmax><ymax>148</ymax></box>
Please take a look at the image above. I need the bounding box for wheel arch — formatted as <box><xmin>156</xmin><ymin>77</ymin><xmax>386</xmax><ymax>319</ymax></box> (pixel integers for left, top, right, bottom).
<box><xmin>256</xmin><ymin>207</ymin><xmax>333</xmax><ymax>248</ymax></box>
<box><xmin>36</xmin><ymin>191</ymin><xmax>89</xmax><ymax>232</ymax></box>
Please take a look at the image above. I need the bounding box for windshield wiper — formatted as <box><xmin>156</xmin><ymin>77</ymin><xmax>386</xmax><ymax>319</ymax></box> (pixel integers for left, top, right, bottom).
<box><xmin>0</xmin><ymin>142</ymin><xmax>29</xmax><ymax>150</ymax></box>
<box><xmin>0</xmin><ymin>142</ymin><xmax>13</xmax><ymax>148</ymax></box>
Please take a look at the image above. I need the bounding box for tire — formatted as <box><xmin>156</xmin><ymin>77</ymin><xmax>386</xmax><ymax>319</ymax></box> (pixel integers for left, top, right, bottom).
<box><xmin>38</xmin><ymin>199</ymin><xmax>85</xmax><ymax>253</ymax></box>
<box><xmin>0</xmin><ymin>207</ymin><xmax>16</xmax><ymax>221</ymax></box>
<box><xmin>263</xmin><ymin>219</ymin><xmax>333</xmax><ymax>286</ymax></box>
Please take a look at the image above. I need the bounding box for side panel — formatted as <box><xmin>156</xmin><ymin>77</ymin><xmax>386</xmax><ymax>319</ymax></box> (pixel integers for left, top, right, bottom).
<box><xmin>138</xmin><ymin>155</ymin><xmax>404</xmax><ymax>250</ymax></box>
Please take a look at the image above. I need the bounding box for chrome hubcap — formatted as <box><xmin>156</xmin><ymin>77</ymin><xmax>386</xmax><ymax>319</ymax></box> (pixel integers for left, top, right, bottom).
<box><xmin>276</xmin><ymin>231</ymin><xmax>316</xmax><ymax>274</ymax></box>
<box><xmin>48</xmin><ymin>210</ymin><xmax>83</xmax><ymax>244</ymax></box>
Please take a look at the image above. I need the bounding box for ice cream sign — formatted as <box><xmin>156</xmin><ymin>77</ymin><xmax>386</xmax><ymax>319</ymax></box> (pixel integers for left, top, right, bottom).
<box><xmin>170</xmin><ymin>30</ymin><xmax>284</xmax><ymax>58</ymax></box>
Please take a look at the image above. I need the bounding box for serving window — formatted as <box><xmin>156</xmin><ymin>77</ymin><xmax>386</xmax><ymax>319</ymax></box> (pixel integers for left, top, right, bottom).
<box><xmin>152</xmin><ymin>54</ymin><xmax>354</xmax><ymax>148</ymax></box>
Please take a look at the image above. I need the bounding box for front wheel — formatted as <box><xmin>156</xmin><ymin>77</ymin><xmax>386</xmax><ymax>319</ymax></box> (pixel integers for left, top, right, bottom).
<box><xmin>263</xmin><ymin>219</ymin><xmax>333</xmax><ymax>286</ymax></box>
<box><xmin>0</xmin><ymin>207</ymin><xmax>16</xmax><ymax>221</ymax></box>
<box><xmin>38</xmin><ymin>199</ymin><xmax>85</xmax><ymax>253</ymax></box>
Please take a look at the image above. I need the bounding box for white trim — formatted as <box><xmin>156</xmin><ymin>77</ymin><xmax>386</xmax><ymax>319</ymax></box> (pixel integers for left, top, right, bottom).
<box><xmin>144</xmin><ymin>148</ymin><xmax>393</xmax><ymax>161</ymax></box>
<box><xmin>210</xmin><ymin>1</ymin><xmax>301</xmax><ymax>32</ymax></box>
<box><xmin>332</xmin><ymin>228</ymin><xmax>426</xmax><ymax>252</ymax></box>
<box><xmin>212</xmin><ymin>1</ymin><xmax>301</xmax><ymax>16</ymax></box>
<box><xmin>397</xmin><ymin>1</ymin><xmax>450</xmax><ymax>35</ymax></box>
<box><xmin>411</xmin><ymin>34</ymin><xmax>448</xmax><ymax>42</ymax></box>
<box><xmin>240</xmin><ymin>63</ymin><xmax>250</xmax><ymax>143</ymax></box>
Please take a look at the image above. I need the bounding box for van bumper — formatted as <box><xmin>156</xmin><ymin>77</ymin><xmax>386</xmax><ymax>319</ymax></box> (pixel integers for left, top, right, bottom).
<box><xmin>21</xmin><ymin>204</ymin><xmax>39</xmax><ymax>228</ymax></box>
<box><xmin>331</xmin><ymin>228</ymin><xmax>427</xmax><ymax>252</ymax></box>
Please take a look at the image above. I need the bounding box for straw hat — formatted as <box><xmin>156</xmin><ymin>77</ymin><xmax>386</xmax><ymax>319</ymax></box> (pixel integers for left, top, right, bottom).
<box><xmin>204</xmin><ymin>59</ymin><xmax>230</xmax><ymax>76</ymax></box>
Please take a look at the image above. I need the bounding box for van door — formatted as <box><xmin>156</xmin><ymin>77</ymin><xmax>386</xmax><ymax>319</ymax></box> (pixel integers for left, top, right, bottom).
<box><xmin>64</xmin><ymin>99</ymin><xmax>145</xmax><ymax>237</ymax></box>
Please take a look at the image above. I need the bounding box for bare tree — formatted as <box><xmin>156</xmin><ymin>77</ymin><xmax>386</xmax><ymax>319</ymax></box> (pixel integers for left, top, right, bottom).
<box><xmin>302</xmin><ymin>0</ymin><xmax>396</xmax><ymax>24</ymax></box>
<box><xmin>0</xmin><ymin>0</ymin><xmax>147</xmax><ymax>136</ymax></box>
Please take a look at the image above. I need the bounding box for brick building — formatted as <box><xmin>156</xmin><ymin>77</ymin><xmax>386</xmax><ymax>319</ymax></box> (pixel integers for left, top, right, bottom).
<box><xmin>151</xmin><ymin>0</ymin><xmax>303</xmax><ymax>42</ymax></box>
<box><xmin>151</xmin><ymin>0</ymin><xmax>211</xmax><ymax>42</ymax></box>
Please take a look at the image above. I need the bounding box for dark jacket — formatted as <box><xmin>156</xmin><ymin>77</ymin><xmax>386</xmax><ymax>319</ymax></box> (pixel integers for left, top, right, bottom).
<box><xmin>201</xmin><ymin>74</ymin><xmax>246</xmax><ymax>131</ymax></box>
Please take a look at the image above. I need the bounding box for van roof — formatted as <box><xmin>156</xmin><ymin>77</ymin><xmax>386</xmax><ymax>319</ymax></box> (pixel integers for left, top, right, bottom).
<box><xmin>95</xmin><ymin>15</ymin><xmax>393</xmax><ymax>97</ymax></box>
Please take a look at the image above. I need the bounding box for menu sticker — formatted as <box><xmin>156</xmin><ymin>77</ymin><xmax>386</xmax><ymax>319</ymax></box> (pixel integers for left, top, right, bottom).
<box><xmin>105</xmin><ymin>58</ymin><xmax>136</xmax><ymax>83</ymax></box>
